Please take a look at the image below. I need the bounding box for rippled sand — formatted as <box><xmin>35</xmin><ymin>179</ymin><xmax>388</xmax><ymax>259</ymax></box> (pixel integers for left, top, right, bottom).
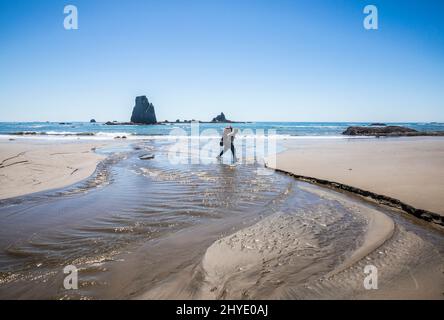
<box><xmin>0</xmin><ymin>140</ymin><xmax>442</xmax><ymax>299</ymax></box>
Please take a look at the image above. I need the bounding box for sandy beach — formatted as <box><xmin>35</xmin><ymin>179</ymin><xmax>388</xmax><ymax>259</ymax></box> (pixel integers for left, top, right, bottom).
<box><xmin>0</xmin><ymin>137</ymin><xmax>442</xmax><ymax>300</ymax></box>
<box><xmin>267</xmin><ymin>137</ymin><xmax>444</xmax><ymax>221</ymax></box>
<box><xmin>0</xmin><ymin>140</ymin><xmax>107</xmax><ymax>200</ymax></box>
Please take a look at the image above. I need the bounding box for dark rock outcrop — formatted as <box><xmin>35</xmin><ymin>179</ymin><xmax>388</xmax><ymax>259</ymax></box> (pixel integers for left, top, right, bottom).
<box><xmin>267</xmin><ymin>166</ymin><xmax>444</xmax><ymax>227</ymax></box>
<box><xmin>90</xmin><ymin>119</ymin><xmax>96</xmax><ymax>123</ymax></box>
<box><xmin>105</xmin><ymin>121</ymin><xmax>133</xmax><ymax>125</ymax></box>
<box><xmin>139</xmin><ymin>154</ymin><xmax>155</xmax><ymax>160</ymax></box>
<box><xmin>343</xmin><ymin>126</ymin><xmax>417</xmax><ymax>136</ymax></box>
<box><xmin>130</xmin><ymin>96</ymin><xmax>157</xmax><ymax>124</ymax></box>
<box><xmin>369</xmin><ymin>123</ymin><xmax>386</xmax><ymax>126</ymax></box>
<box><xmin>343</xmin><ymin>126</ymin><xmax>444</xmax><ymax>137</ymax></box>
<box><xmin>211</xmin><ymin>112</ymin><xmax>230</xmax><ymax>123</ymax></box>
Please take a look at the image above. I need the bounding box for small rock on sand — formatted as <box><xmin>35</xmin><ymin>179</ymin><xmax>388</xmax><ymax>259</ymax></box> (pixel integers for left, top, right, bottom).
<box><xmin>139</xmin><ymin>154</ymin><xmax>155</xmax><ymax>160</ymax></box>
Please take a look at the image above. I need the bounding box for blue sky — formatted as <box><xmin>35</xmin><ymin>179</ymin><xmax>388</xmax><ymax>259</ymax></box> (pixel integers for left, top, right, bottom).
<box><xmin>0</xmin><ymin>0</ymin><xmax>443</xmax><ymax>122</ymax></box>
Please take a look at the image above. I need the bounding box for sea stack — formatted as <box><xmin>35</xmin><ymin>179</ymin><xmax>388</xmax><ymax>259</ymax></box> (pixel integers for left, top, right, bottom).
<box><xmin>211</xmin><ymin>112</ymin><xmax>229</xmax><ymax>122</ymax></box>
<box><xmin>130</xmin><ymin>96</ymin><xmax>157</xmax><ymax>124</ymax></box>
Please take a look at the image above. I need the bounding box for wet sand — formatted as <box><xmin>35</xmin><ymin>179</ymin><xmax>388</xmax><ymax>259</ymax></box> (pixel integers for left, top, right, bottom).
<box><xmin>267</xmin><ymin>137</ymin><xmax>444</xmax><ymax>218</ymax></box>
<box><xmin>0</xmin><ymin>140</ymin><xmax>301</xmax><ymax>299</ymax></box>
<box><xmin>0</xmin><ymin>140</ymin><xmax>108</xmax><ymax>200</ymax></box>
<box><xmin>135</xmin><ymin>181</ymin><xmax>443</xmax><ymax>300</ymax></box>
<box><xmin>256</xmin><ymin>137</ymin><xmax>444</xmax><ymax>299</ymax></box>
<box><xmin>0</xmin><ymin>138</ymin><xmax>442</xmax><ymax>299</ymax></box>
<box><xmin>196</xmin><ymin>184</ymin><xmax>443</xmax><ymax>299</ymax></box>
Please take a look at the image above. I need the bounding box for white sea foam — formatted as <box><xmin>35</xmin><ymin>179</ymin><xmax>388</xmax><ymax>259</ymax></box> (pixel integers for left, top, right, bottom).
<box><xmin>0</xmin><ymin>133</ymin><xmax>373</xmax><ymax>142</ymax></box>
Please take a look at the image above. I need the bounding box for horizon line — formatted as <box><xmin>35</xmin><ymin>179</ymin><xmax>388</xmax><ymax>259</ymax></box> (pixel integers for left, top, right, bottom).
<box><xmin>0</xmin><ymin>120</ymin><xmax>443</xmax><ymax>124</ymax></box>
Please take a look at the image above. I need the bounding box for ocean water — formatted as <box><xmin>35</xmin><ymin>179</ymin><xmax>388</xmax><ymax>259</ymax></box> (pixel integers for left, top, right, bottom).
<box><xmin>0</xmin><ymin>121</ymin><xmax>443</xmax><ymax>140</ymax></box>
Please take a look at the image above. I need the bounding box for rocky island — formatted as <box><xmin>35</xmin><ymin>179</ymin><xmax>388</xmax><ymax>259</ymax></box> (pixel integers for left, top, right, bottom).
<box><xmin>160</xmin><ymin>112</ymin><xmax>246</xmax><ymax>124</ymax></box>
<box><xmin>131</xmin><ymin>96</ymin><xmax>157</xmax><ymax>124</ymax></box>
<box><xmin>105</xmin><ymin>96</ymin><xmax>247</xmax><ymax>125</ymax></box>
<box><xmin>211</xmin><ymin>112</ymin><xmax>229</xmax><ymax>123</ymax></box>
<box><xmin>105</xmin><ymin>96</ymin><xmax>158</xmax><ymax>125</ymax></box>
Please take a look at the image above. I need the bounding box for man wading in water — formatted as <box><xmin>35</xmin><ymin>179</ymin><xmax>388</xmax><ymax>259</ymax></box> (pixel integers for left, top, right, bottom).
<box><xmin>217</xmin><ymin>125</ymin><xmax>238</xmax><ymax>163</ymax></box>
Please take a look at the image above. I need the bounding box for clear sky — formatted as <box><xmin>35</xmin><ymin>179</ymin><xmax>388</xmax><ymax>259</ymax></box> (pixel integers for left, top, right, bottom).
<box><xmin>1</xmin><ymin>0</ymin><xmax>443</xmax><ymax>122</ymax></box>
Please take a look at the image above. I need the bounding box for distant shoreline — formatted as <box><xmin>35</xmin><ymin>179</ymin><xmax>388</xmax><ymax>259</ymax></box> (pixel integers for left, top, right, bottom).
<box><xmin>1</xmin><ymin>122</ymin><xmax>444</xmax><ymax>142</ymax></box>
<box><xmin>1</xmin><ymin>121</ymin><xmax>443</xmax><ymax>124</ymax></box>
<box><xmin>104</xmin><ymin>121</ymin><xmax>251</xmax><ymax>125</ymax></box>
